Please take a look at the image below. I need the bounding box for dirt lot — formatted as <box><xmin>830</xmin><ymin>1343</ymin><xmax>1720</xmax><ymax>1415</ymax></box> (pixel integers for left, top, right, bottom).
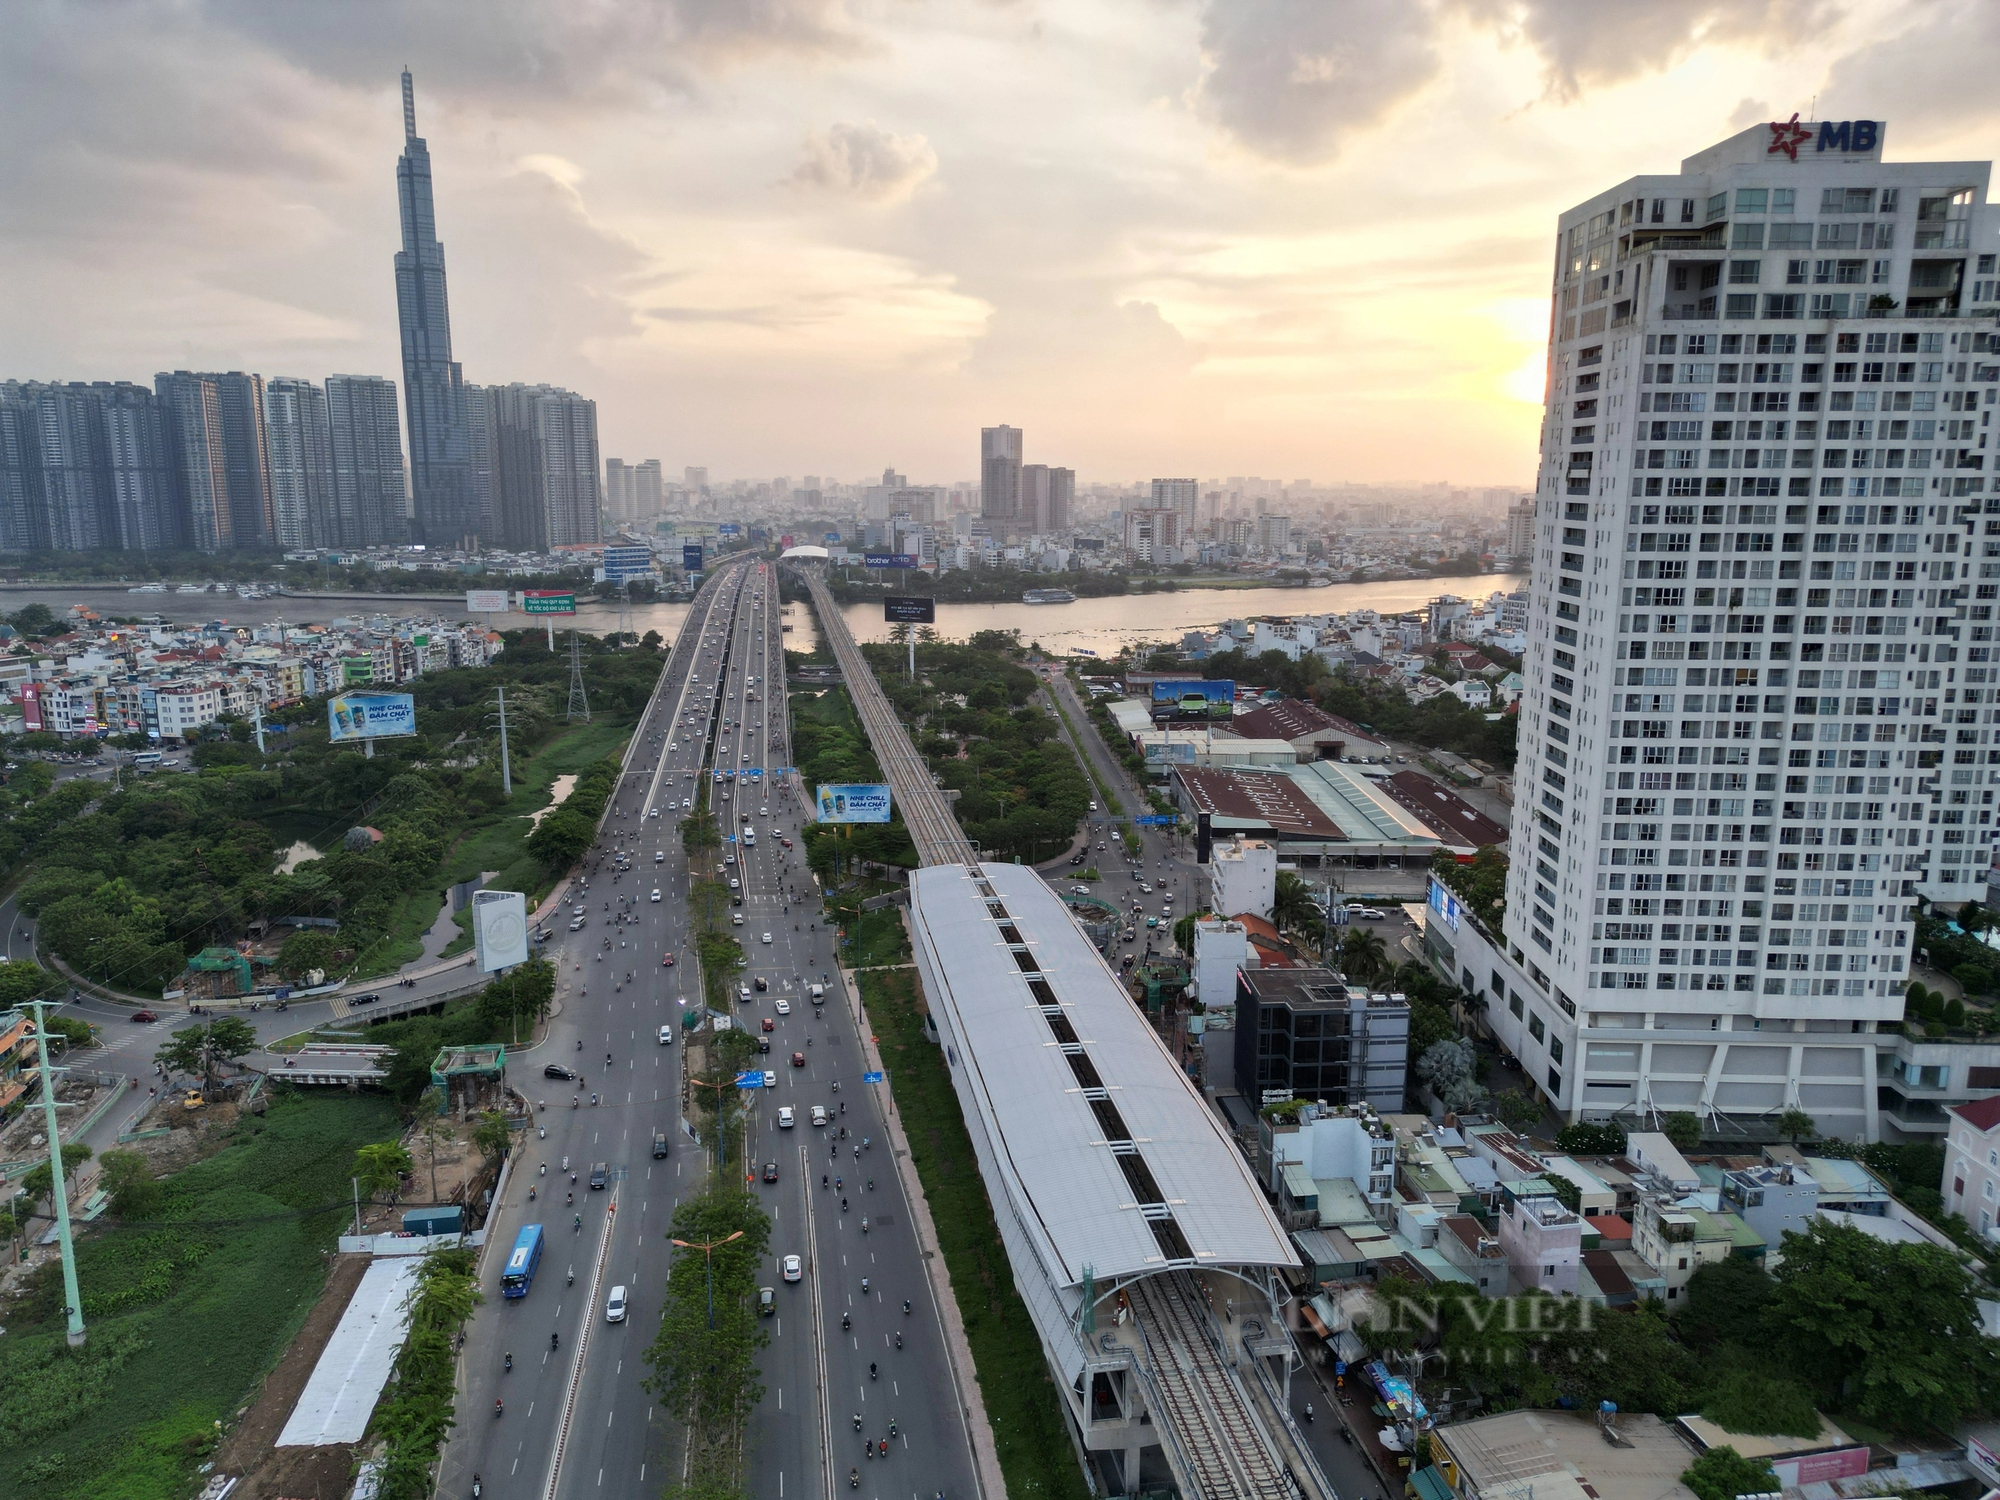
<box><xmin>210</xmin><ymin>1252</ymin><xmax>373</xmax><ymax>1500</ymax></box>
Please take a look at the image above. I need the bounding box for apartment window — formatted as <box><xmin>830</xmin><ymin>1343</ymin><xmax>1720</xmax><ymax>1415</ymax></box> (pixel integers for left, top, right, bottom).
<box><xmin>1735</xmin><ymin>189</ymin><xmax>1769</xmax><ymax>214</ymax></box>
<box><xmin>1770</xmin><ymin>223</ymin><xmax>1813</xmax><ymax>248</ymax></box>
<box><xmin>1822</xmin><ymin>187</ymin><xmax>1876</xmax><ymax>214</ymax></box>
<box><xmin>1787</xmin><ymin>259</ymin><xmax>1809</xmax><ymax>284</ymax></box>
<box><xmin>1726</xmin><ymin>294</ymin><xmax>1757</xmax><ymax>319</ymax></box>
<box><xmin>1733</xmin><ymin>223</ymin><xmax>1766</xmax><ymax>250</ymax></box>
<box><xmin>1707</xmin><ymin>193</ymin><xmax>1728</xmax><ymax>221</ymax></box>
<box><xmin>1529</xmin><ymin>1013</ymin><xmax>1546</xmax><ymax>1042</ymax></box>
<box><xmin>1764</xmin><ymin>294</ymin><xmax>1804</xmax><ymax>320</ymax></box>
<box><xmin>1729</xmin><ymin>260</ymin><xmax>1762</xmax><ymax>285</ymax></box>
<box><xmin>1772</xmin><ymin>188</ymin><xmax>1796</xmax><ymax>215</ymax></box>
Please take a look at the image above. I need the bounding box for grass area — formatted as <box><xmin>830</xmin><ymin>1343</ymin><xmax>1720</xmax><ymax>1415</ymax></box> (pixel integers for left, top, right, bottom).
<box><xmin>0</xmin><ymin>1091</ymin><xmax>402</xmax><ymax>1500</ymax></box>
<box><xmin>440</xmin><ymin>719</ymin><xmax>635</xmax><ymax>902</ymax></box>
<box><xmin>348</xmin><ymin>883</ymin><xmax>447</xmax><ymax>980</ymax></box>
<box><xmin>862</xmin><ymin>967</ymin><xmax>1090</xmax><ymax>1500</ymax></box>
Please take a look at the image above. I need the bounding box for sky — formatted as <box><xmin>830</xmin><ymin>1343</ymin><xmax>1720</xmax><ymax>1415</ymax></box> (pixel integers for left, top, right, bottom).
<box><xmin>7</xmin><ymin>0</ymin><xmax>2000</xmax><ymax>490</ymax></box>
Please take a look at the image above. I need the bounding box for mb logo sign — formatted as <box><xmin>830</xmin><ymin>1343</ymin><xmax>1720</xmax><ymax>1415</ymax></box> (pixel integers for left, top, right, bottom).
<box><xmin>1768</xmin><ymin>115</ymin><xmax>1879</xmax><ymax>161</ymax></box>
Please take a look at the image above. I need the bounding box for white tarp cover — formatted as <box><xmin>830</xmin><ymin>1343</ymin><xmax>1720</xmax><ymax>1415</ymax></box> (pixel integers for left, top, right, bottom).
<box><xmin>276</xmin><ymin>1258</ymin><xmax>420</xmax><ymax>1446</ymax></box>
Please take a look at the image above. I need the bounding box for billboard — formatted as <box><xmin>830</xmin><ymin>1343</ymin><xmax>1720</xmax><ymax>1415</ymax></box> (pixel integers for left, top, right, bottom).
<box><xmin>465</xmin><ymin>589</ymin><xmax>509</xmax><ymax>613</ymax></box>
<box><xmin>865</xmin><ymin>553</ymin><xmax>918</xmax><ymax>569</ymax></box>
<box><xmin>682</xmin><ymin>544</ymin><xmax>704</xmax><ymax>572</ymax></box>
<box><xmin>521</xmin><ymin>590</ymin><xmax>576</xmax><ymax>615</ymax></box>
<box><xmin>473</xmin><ymin>890</ymin><xmax>529</xmax><ymax>972</ymax></box>
<box><xmin>883</xmin><ymin>596</ymin><xmax>935</xmax><ymax>624</ymax></box>
<box><xmin>19</xmin><ymin>683</ymin><xmax>41</xmax><ymax>732</ymax></box>
<box><xmin>329</xmin><ymin>692</ymin><xmax>417</xmax><ymax>743</ymax></box>
<box><xmin>718</xmin><ymin>523</ymin><xmax>742</xmax><ymax>537</ymax></box>
<box><xmin>1426</xmin><ymin>876</ymin><xmax>1462</xmax><ymax>933</ymax></box>
<box><xmin>1145</xmin><ymin>741</ymin><xmax>1198</xmax><ymax>765</ymax></box>
<box><xmin>1149</xmin><ymin>679</ymin><xmax>1234</xmax><ymax>704</ymax></box>
<box><xmin>815</xmin><ymin>783</ymin><xmax>893</xmax><ymax>824</ymax></box>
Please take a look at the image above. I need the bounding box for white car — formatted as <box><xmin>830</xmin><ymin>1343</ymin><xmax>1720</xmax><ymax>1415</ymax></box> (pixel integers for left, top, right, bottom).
<box><xmin>774</xmin><ymin>997</ymin><xmax>791</xmax><ymax>1015</ymax></box>
<box><xmin>606</xmin><ymin>1285</ymin><xmax>628</xmax><ymax>1323</ymax></box>
<box><xmin>778</xmin><ymin>1105</ymin><xmax>796</xmax><ymax>1128</ymax></box>
<box><xmin>659</xmin><ymin>1025</ymin><xmax>675</xmax><ymax>1044</ymax></box>
<box><xmin>762</xmin><ymin>1069</ymin><xmax>777</xmax><ymax>1088</ymax></box>
<box><xmin>810</xmin><ymin>1105</ymin><xmax>829</xmax><ymax>1126</ymax></box>
<box><xmin>729</xmin><ymin>878</ymin><xmax>739</xmax><ymax>889</ymax></box>
<box><xmin>740</xmin><ymin>984</ymin><xmax>752</xmax><ymax>1001</ymax></box>
<box><xmin>655</xmin><ymin>851</ymin><xmax>664</xmax><ymax>863</ymax></box>
<box><xmin>650</xmin><ymin>888</ymin><xmax>662</xmax><ymax>903</ymax></box>
<box><xmin>783</xmin><ymin>1254</ymin><xmax>802</xmax><ymax>1282</ymax></box>
<box><xmin>761</xmin><ymin>932</ymin><xmax>773</xmax><ymax>944</ymax></box>
<box><xmin>759</xmin><ymin>806</ymin><xmax>769</xmax><ymax>816</ymax></box>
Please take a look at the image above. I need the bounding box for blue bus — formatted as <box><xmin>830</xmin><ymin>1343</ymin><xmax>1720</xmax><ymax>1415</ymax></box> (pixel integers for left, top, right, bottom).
<box><xmin>501</xmin><ymin>1224</ymin><xmax>545</xmax><ymax>1298</ymax></box>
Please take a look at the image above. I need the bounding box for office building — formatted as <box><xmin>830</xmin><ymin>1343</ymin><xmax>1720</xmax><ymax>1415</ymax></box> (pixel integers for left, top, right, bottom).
<box><xmin>264</xmin><ymin>377</ymin><xmax>334</xmax><ymax>550</ymax></box>
<box><xmin>1019</xmin><ymin>464</ymin><xmax>1050</xmax><ymax>534</ymax></box>
<box><xmin>393</xmin><ymin>70</ymin><xmax>476</xmax><ymax>547</ymax></box>
<box><xmin>1233</xmin><ymin>967</ymin><xmax>1410</xmax><ymax>1112</ymax></box>
<box><xmin>1046</xmin><ymin>466</ymin><xmax>1074</xmax><ymax>533</ymax></box>
<box><xmin>325</xmin><ymin>375</ymin><xmax>408</xmax><ymax>547</ymax></box>
<box><xmin>468</xmin><ymin>382</ymin><xmax>602</xmax><ymax>551</ymax></box>
<box><xmin>0</xmin><ymin>381</ymin><xmax>181</xmax><ymax>553</ymax></box>
<box><xmin>981</xmin><ymin>424</ymin><xmax>1022</xmax><ymax>533</ymax></box>
<box><xmin>1502</xmin><ymin>117</ymin><xmax>1997</xmax><ymax>1140</ymax></box>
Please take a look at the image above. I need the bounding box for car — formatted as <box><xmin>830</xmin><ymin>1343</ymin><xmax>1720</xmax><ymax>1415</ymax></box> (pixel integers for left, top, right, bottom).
<box><xmin>655</xmin><ymin>851</ymin><xmax>665</xmax><ymax>863</ymax></box>
<box><xmin>1071</xmin><ymin>885</ymin><xmax>1091</xmax><ymax>895</ymax></box>
<box><xmin>759</xmin><ymin>806</ymin><xmax>769</xmax><ymax>817</ymax></box>
<box><xmin>759</xmin><ymin>1286</ymin><xmax>776</xmax><ymax>1316</ymax></box>
<box><xmin>761</xmin><ymin>1016</ymin><xmax>777</xmax><ymax>1032</ymax></box>
<box><xmin>1356</xmin><ymin>907</ymin><xmax>1386</xmax><ymax>920</ymax></box>
<box><xmin>652</xmin><ymin>1130</ymin><xmax>670</xmax><ymax>1157</ymax></box>
<box><xmin>791</xmin><ymin>1051</ymin><xmax>806</xmax><ymax>1068</ymax></box>
<box><xmin>1095</xmin><ymin>842</ymin><xmax>1106</xmax><ymax>851</ymax></box>
<box><xmin>589</xmin><ymin>1162</ymin><xmax>608</xmax><ymax>1189</ymax></box>
<box><xmin>1147</xmin><ymin>916</ymin><xmax>1159</xmax><ymax>928</ymax></box>
<box><xmin>131</xmin><ymin>1009</ymin><xmax>159</xmax><ymax>1023</ymax></box>
<box><xmin>1109</xmin><ymin>829</ymin><xmax>1121</xmax><ymax>840</ymax></box>
<box><xmin>1140</xmin><ymin>883</ymin><xmax>1152</xmax><ymax>894</ymax></box>
<box><xmin>762</xmin><ymin>1070</ymin><xmax>777</xmax><ymax>1088</ymax></box>
<box><xmin>731</xmin><ymin>912</ymin><xmax>744</xmax><ymax>926</ymax></box>
<box><xmin>658</xmin><ymin>1025</ymin><xmax>675</xmax><ymax>1045</ymax></box>
<box><xmin>761</xmin><ymin>931</ymin><xmax>772</xmax><ymax>944</ymax></box>
<box><xmin>782</xmin><ymin>1254</ymin><xmax>803</xmax><ymax>1282</ymax></box>
<box><xmin>682</xmin><ymin>798</ymin><xmax>692</xmax><ymax>809</ymax></box>
<box><xmin>662</xmin><ymin>952</ymin><xmax>676</xmax><ymax>967</ymax></box>
<box><xmin>810</xmin><ymin>1105</ymin><xmax>829</xmax><ymax>1126</ymax></box>
<box><xmin>650</xmin><ymin>888</ymin><xmax>662</xmax><ymax>903</ymax></box>
<box><xmin>649</xmin><ymin>808</ymin><xmax>661</xmax><ymax>818</ymax></box>
<box><xmin>606</xmin><ymin>1285</ymin><xmax>628</xmax><ymax>1322</ymax></box>
<box><xmin>569</xmin><ymin>917</ymin><xmax>586</xmax><ymax>931</ymax></box>
<box><xmin>544</xmin><ymin>1063</ymin><xmax>577</xmax><ymax>1081</ymax></box>
<box><xmin>740</xmin><ymin>984</ymin><xmax>753</xmax><ymax>1001</ymax></box>
<box><xmin>757</xmin><ymin>1035</ymin><xmax>771</xmax><ymax>1053</ymax></box>
<box><xmin>781</xmin><ymin>837</ymin><xmax>793</xmax><ymax>849</ymax></box>
<box><xmin>725</xmin><ymin>853</ymin><xmax>736</xmax><ymax>866</ymax></box>
<box><xmin>729</xmin><ymin>878</ymin><xmax>739</xmax><ymax>889</ymax></box>
<box><xmin>1089</xmin><ymin>800</ymin><xmax>1099</xmax><ymax>810</ymax></box>
<box><xmin>352</xmin><ymin>992</ymin><xmax>380</xmax><ymax>1006</ymax></box>
<box><xmin>778</xmin><ymin>1105</ymin><xmax>796</xmax><ymax>1128</ymax></box>
<box><xmin>762</xmin><ymin>1161</ymin><xmax>779</xmax><ymax>1183</ymax></box>
<box><xmin>754</xmin><ymin>975</ymin><xmax>769</xmax><ymax>992</ymax></box>
<box><xmin>774</xmin><ymin>997</ymin><xmax>791</xmax><ymax>1015</ymax></box>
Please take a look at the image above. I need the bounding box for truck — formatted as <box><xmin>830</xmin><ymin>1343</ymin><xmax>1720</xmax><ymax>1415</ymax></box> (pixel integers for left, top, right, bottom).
<box><xmin>808</xmin><ymin>983</ymin><xmax>826</xmax><ymax>1003</ymax></box>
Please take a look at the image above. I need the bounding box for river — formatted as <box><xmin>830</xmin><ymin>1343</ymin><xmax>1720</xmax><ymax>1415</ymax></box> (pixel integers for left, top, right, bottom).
<box><xmin>17</xmin><ymin>573</ymin><xmax>1527</xmax><ymax>659</ymax></box>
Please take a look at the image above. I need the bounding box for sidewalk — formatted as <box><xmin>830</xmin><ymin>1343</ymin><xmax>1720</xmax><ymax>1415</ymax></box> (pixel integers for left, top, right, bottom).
<box><xmin>840</xmin><ymin>964</ymin><xmax>1007</xmax><ymax>1500</ymax></box>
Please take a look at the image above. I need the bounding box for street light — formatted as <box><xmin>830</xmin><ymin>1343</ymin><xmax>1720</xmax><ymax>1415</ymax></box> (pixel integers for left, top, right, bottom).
<box><xmin>669</xmin><ymin>1229</ymin><xmax>745</xmax><ymax>1329</ymax></box>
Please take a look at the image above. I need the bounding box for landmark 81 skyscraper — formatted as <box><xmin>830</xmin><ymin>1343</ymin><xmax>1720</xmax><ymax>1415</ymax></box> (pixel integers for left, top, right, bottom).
<box><xmin>394</xmin><ymin>70</ymin><xmax>475</xmax><ymax>547</ymax></box>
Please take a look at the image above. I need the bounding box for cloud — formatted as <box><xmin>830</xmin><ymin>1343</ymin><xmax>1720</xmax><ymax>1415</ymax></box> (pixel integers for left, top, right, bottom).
<box><xmin>787</xmin><ymin>121</ymin><xmax>938</xmax><ymax>203</ymax></box>
<box><xmin>1815</xmin><ymin>0</ymin><xmax>2000</xmax><ymax>138</ymax></box>
<box><xmin>1193</xmin><ymin>0</ymin><xmax>1444</xmax><ymax>167</ymax></box>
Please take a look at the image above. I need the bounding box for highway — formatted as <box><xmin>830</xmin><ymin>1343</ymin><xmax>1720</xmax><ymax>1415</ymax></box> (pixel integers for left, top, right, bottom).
<box><xmin>436</xmin><ymin>553</ymin><xmax>979</xmax><ymax>1500</ymax></box>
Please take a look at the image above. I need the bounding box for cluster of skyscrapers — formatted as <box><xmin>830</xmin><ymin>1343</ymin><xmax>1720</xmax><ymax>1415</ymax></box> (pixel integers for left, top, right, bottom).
<box><xmin>979</xmin><ymin>424</ymin><xmax>1074</xmax><ymax>538</ymax></box>
<box><xmin>0</xmin><ymin>71</ymin><xmax>599</xmax><ymax>558</ymax></box>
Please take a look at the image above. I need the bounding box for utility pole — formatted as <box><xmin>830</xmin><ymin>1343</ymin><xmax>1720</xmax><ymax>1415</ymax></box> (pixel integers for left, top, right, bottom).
<box><xmin>496</xmin><ymin>685</ymin><xmax>514</xmax><ymax>797</ymax></box>
<box><xmin>28</xmin><ymin>999</ymin><xmax>85</xmax><ymax>1346</ymax></box>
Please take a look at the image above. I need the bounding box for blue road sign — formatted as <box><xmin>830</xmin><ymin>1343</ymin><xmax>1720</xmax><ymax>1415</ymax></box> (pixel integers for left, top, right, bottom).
<box><xmin>1135</xmin><ymin>814</ymin><xmax>1178</xmax><ymax>826</ymax></box>
<box><xmin>734</xmin><ymin>1071</ymin><xmax>765</xmax><ymax>1089</ymax></box>
<box><xmin>862</xmin><ymin>1071</ymin><xmax>885</xmax><ymax>1084</ymax></box>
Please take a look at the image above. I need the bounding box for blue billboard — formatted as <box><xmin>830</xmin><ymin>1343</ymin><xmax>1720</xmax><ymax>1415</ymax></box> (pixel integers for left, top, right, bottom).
<box><xmin>329</xmin><ymin>692</ymin><xmax>417</xmax><ymax>743</ymax></box>
<box><xmin>864</xmin><ymin>553</ymin><xmax>918</xmax><ymax>569</ymax></box>
<box><xmin>718</xmin><ymin>523</ymin><xmax>742</xmax><ymax>537</ymax></box>
<box><xmin>682</xmin><ymin>544</ymin><xmax>704</xmax><ymax>572</ymax></box>
<box><xmin>815</xmin><ymin>783</ymin><xmax>893</xmax><ymax>824</ymax></box>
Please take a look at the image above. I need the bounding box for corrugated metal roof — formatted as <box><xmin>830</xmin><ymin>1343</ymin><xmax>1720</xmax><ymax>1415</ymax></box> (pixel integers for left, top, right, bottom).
<box><xmin>909</xmin><ymin>862</ymin><xmax>1297</xmax><ymax>1286</ymax></box>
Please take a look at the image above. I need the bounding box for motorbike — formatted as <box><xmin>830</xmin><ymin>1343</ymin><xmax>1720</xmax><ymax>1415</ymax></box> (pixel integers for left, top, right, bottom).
<box><xmin>494</xmin><ymin>1399</ymin><xmax>504</xmax><ymax>1418</ymax></box>
<box><xmin>861</xmin><ymin>1217</ymin><xmax>870</xmax><ymax>1233</ymax></box>
<box><xmin>504</xmin><ymin>1352</ymin><xmax>513</xmax><ymax>1373</ymax></box>
<box><xmin>472</xmin><ymin>1478</ymin><xmax>483</xmax><ymax>1499</ymax></box>
<box><xmin>842</xmin><ymin>1312</ymin><xmax>851</xmax><ymax>1330</ymax></box>
<box><xmin>850</xmin><ymin>1471</ymin><xmax>860</xmax><ymax>1490</ymax></box>
<box><xmin>869</xmin><ymin>1362</ymin><xmax>878</xmax><ymax>1380</ymax></box>
<box><xmin>538</xmin><ymin>1124</ymin><xmax>546</xmax><ymax>1138</ymax></box>
<box><xmin>894</xmin><ymin>1330</ymin><xmax>903</xmax><ymax>1348</ymax></box>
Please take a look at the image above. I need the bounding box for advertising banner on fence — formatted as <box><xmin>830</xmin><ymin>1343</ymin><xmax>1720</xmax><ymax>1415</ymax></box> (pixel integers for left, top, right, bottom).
<box><xmin>329</xmin><ymin>692</ymin><xmax>417</xmax><ymax>743</ymax></box>
<box><xmin>465</xmin><ymin>589</ymin><xmax>510</xmax><ymax>613</ymax></box>
<box><xmin>815</xmin><ymin>784</ymin><xmax>893</xmax><ymax>824</ymax></box>
<box><xmin>520</xmin><ymin>590</ymin><xmax>576</xmax><ymax>615</ymax></box>
<box><xmin>864</xmin><ymin>553</ymin><xmax>918</xmax><ymax>569</ymax></box>
<box><xmin>883</xmin><ymin>596</ymin><xmax>935</xmax><ymax>624</ymax></box>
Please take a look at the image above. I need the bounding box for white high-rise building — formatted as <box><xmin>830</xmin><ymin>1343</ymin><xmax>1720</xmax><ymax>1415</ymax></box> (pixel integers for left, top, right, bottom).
<box><xmin>1499</xmin><ymin>117</ymin><xmax>2000</xmax><ymax>1142</ymax></box>
<box><xmin>1505</xmin><ymin>495</ymin><xmax>1537</xmax><ymax>559</ymax></box>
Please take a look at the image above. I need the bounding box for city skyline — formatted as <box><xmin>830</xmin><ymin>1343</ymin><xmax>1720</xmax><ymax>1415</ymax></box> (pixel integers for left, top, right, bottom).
<box><xmin>10</xmin><ymin>5</ymin><xmax>2000</xmax><ymax>487</ymax></box>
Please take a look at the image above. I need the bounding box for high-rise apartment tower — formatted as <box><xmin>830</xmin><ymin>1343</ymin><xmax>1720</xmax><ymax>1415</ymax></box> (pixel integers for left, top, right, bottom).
<box><xmin>1497</xmin><ymin>118</ymin><xmax>2000</xmax><ymax>1142</ymax></box>
<box><xmin>981</xmin><ymin>424</ymin><xmax>1022</xmax><ymax>532</ymax></box>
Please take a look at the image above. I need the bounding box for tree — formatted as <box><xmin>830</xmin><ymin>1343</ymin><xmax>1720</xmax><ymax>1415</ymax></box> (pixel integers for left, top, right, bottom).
<box><xmin>1556</xmin><ymin>1121</ymin><xmax>1627</xmax><ymax>1155</ymax></box>
<box><xmin>414</xmin><ymin>1086</ymin><xmax>450</xmax><ymax>1201</ymax></box>
<box><xmin>18</xmin><ymin>1145</ymin><xmax>91</xmax><ymax>1215</ymax></box>
<box><xmin>1659</xmin><ymin>1110</ymin><xmax>1702</xmax><ymax>1151</ymax></box>
<box><xmin>472</xmin><ymin>1111</ymin><xmax>513</xmax><ymax>1163</ymax></box>
<box><xmin>1700</xmin><ymin>1370</ymin><xmax>1821</xmax><ymax>1439</ymax></box>
<box><xmin>154</xmin><ymin>1015</ymin><xmax>258</xmax><ymax>1084</ymax></box>
<box><xmin>0</xmin><ymin>962</ymin><xmax>62</xmax><ymax>1008</ymax></box>
<box><xmin>1763</xmin><ymin>1218</ymin><xmax>2000</xmax><ymax>1431</ymax></box>
<box><xmin>1674</xmin><ymin>1256</ymin><xmax>1774</xmax><ymax>1352</ymax></box>
<box><xmin>1172</xmin><ymin>913</ymin><xmax>1198</xmax><ymax>957</ymax></box>
<box><xmin>355</xmin><ymin>1141</ymin><xmax>414</xmax><ymax>1202</ymax></box>
<box><xmin>1775</xmin><ymin>1107</ymin><xmax>1816</xmax><ymax>1146</ymax></box>
<box><xmin>98</xmin><ymin>1148</ymin><xmax>163</xmax><ymax>1220</ymax></box>
<box><xmin>1490</xmin><ymin>1088</ymin><xmax>1544</xmax><ymax>1133</ymax></box>
<box><xmin>1340</xmin><ymin>926</ymin><xmax>1388</xmax><ymax>983</ymax></box>
<box><xmin>1416</xmin><ymin>1036</ymin><xmax>1485</xmax><ymax>1114</ymax></box>
<box><xmin>527</xmin><ymin>805</ymin><xmax>594</xmax><ymax>872</ymax></box>
<box><xmin>1682</xmin><ymin>1447</ymin><xmax>1779</xmax><ymax>1500</ymax></box>
<box><xmin>276</xmin><ymin>927</ymin><xmax>343</xmax><ymax>980</ymax></box>
<box><xmin>38</xmin><ymin>1016</ymin><xmax>92</xmax><ymax>1051</ymax></box>
<box><xmin>1271</xmin><ymin>872</ymin><xmax>1323</xmax><ymax>954</ymax></box>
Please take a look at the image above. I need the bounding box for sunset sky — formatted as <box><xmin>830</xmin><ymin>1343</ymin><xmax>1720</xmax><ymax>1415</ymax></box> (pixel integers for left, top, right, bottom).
<box><xmin>6</xmin><ymin>0</ymin><xmax>1998</xmax><ymax>488</ymax></box>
